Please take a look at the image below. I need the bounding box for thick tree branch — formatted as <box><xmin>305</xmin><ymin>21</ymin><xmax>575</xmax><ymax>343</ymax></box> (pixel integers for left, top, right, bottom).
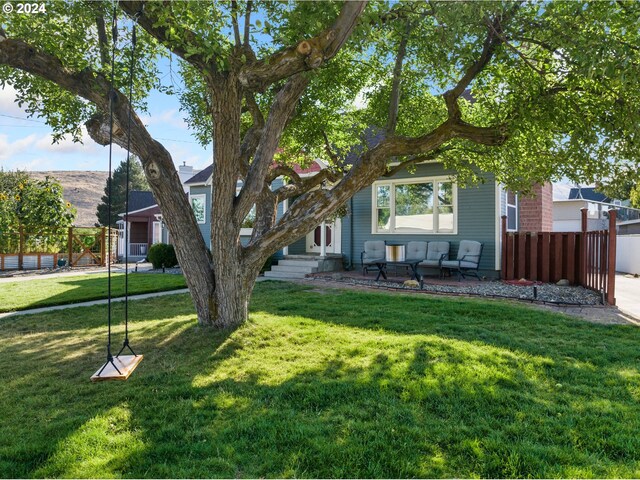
<box><xmin>95</xmin><ymin>14</ymin><xmax>110</xmax><ymax>67</ymax></box>
<box><xmin>243</xmin><ymin>1</ymin><xmax>253</xmax><ymax>47</ymax></box>
<box><xmin>231</xmin><ymin>1</ymin><xmax>242</xmax><ymax>48</ymax></box>
<box><xmin>387</xmin><ymin>19</ymin><xmax>412</xmax><ymax>135</ymax></box>
<box><xmin>0</xmin><ymin>36</ymin><xmax>215</xmax><ymax>311</ymax></box>
<box><xmin>238</xmin><ymin>0</ymin><xmax>367</xmax><ymax>91</ymax></box>
<box><xmin>274</xmin><ymin>169</ymin><xmax>341</xmax><ymax>202</ymax></box>
<box><xmin>119</xmin><ymin>1</ymin><xmax>213</xmax><ymax>72</ymax></box>
<box><xmin>443</xmin><ymin>5</ymin><xmax>520</xmax><ymax>119</ymax></box>
<box><xmin>234</xmin><ymin>73</ymin><xmax>310</xmax><ymax>224</ymax></box>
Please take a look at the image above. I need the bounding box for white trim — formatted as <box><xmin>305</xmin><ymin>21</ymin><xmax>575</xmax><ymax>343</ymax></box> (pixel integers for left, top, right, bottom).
<box><xmin>495</xmin><ymin>183</ymin><xmax>502</xmax><ymax>271</ymax></box>
<box><xmin>189</xmin><ymin>194</ymin><xmax>207</xmax><ymax>224</ymax></box>
<box><xmin>118</xmin><ymin>204</ymin><xmax>159</xmax><ymax>217</ymax></box>
<box><xmin>370</xmin><ymin>175</ymin><xmax>458</xmax><ymax>235</ymax></box>
<box><xmin>152</xmin><ymin>221</ymin><xmax>162</xmax><ymax>244</ymax></box>
<box><xmin>282</xmin><ymin>198</ymin><xmax>289</xmax><ymax>256</ymax></box>
<box><xmin>240</xmin><ymin>228</ymin><xmax>253</xmax><ymax>236</ymax></box>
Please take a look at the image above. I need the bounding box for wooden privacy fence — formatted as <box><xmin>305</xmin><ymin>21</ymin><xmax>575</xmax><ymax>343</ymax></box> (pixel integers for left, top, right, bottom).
<box><xmin>0</xmin><ymin>226</ymin><xmax>118</xmax><ymax>271</ymax></box>
<box><xmin>502</xmin><ymin>209</ymin><xmax>617</xmax><ymax>305</ymax></box>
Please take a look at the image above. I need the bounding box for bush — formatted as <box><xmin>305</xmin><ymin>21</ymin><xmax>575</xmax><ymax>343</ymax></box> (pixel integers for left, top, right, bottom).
<box><xmin>147</xmin><ymin>243</ymin><xmax>178</xmax><ymax>269</ymax></box>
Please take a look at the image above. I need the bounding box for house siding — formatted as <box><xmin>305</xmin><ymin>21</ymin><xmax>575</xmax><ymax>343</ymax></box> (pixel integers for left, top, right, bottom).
<box><xmin>343</xmin><ymin>163</ymin><xmax>499</xmax><ymax>276</ymax></box>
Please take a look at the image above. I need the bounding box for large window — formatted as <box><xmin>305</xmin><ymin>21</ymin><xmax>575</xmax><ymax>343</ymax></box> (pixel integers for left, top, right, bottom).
<box><xmin>372</xmin><ymin>177</ymin><xmax>456</xmax><ymax>234</ymax></box>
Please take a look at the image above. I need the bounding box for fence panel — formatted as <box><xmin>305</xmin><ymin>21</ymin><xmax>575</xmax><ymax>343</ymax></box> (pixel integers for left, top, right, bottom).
<box><xmin>501</xmin><ymin>209</ymin><xmax>617</xmax><ymax>304</ymax></box>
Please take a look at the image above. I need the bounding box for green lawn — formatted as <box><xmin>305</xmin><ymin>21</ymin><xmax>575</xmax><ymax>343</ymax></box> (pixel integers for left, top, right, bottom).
<box><xmin>1</xmin><ymin>281</ymin><xmax>639</xmax><ymax>478</ymax></box>
<box><xmin>0</xmin><ymin>273</ymin><xmax>187</xmax><ymax>312</ymax></box>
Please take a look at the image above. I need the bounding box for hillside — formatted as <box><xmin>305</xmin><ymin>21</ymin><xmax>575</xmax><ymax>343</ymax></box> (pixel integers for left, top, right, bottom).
<box><xmin>29</xmin><ymin>171</ymin><xmax>109</xmax><ymax>227</ymax></box>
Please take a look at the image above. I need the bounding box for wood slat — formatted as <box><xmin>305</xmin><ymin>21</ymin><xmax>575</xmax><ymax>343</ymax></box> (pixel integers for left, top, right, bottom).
<box><xmin>91</xmin><ymin>355</ymin><xmax>143</xmax><ymax>382</ymax></box>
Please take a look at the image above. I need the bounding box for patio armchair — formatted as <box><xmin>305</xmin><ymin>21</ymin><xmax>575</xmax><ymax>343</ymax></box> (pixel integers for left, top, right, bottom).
<box><xmin>419</xmin><ymin>241</ymin><xmax>450</xmax><ymax>276</ymax></box>
<box><xmin>405</xmin><ymin>241</ymin><xmax>428</xmax><ymax>262</ymax></box>
<box><xmin>360</xmin><ymin>240</ymin><xmax>386</xmax><ymax>275</ymax></box>
<box><xmin>440</xmin><ymin>240</ymin><xmax>483</xmax><ymax>281</ymax></box>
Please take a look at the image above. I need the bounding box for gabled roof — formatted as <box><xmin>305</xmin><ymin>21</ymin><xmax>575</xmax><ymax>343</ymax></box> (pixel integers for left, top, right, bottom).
<box><xmin>185</xmin><ymin>165</ymin><xmax>213</xmax><ymax>185</ymax></box>
<box><xmin>128</xmin><ymin>190</ymin><xmax>157</xmax><ymax>211</ymax></box>
<box><xmin>568</xmin><ymin>187</ymin><xmax>611</xmax><ymax>203</ymax></box>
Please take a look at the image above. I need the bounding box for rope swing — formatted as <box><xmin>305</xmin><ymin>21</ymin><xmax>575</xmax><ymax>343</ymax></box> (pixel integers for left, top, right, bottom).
<box><xmin>91</xmin><ymin>6</ymin><xmax>143</xmax><ymax>382</ymax></box>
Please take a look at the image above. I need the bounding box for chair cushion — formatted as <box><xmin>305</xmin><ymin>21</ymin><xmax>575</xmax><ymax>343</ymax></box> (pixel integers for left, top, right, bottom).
<box><xmin>362</xmin><ymin>241</ymin><xmax>385</xmax><ymax>261</ymax></box>
<box><xmin>419</xmin><ymin>259</ymin><xmax>440</xmax><ymax>268</ymax></box>
<box><xmin>405</xmin><ymin>241</ymin><xmax>427</xmax><ymax>261</ymax></box>
<box><xmin>456</xmin><ymin>240</ymin><xmax>482</xmax><ymax>262</ymax></box>
<box><xmin>426</xmin><ymin>241</ymin><xmax>450</xmax><ymax>261</ymax></box>
<box><xmin>441</xmin><ymin>260</ymin><xmax>479</xmax><ymax>270</ymax></box>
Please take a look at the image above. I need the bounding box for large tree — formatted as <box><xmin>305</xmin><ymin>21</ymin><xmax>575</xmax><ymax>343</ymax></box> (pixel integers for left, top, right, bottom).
<box><xmin>96</xmin><ymin>157</ymin><xmax>149</xmax><ymax>227</ymax></box>
<box><xmin>1</xmin><ymin>1</ymin><xmax>639</xmax><ymax>327</ymax></box>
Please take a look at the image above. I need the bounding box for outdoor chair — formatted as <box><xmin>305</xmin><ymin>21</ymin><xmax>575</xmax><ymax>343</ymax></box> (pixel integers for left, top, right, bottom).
<box><xmin>419</xmin><ymin>241</ymin><xmax>450</xmax><ymax>276</ymax></box>
<box><xmin>405</xmin><ymin>241</ymin><xmax>428</xmax><ymax>262</ymax></box>
<box><xmin>360</xmin><ymin>240</ymin><xmax>386</xmax><ymax>275</ymax></box>
<box><xmin>440</xmin><ymin>240</ymin><xmax>483</xmax><ymax>281</ymax></box>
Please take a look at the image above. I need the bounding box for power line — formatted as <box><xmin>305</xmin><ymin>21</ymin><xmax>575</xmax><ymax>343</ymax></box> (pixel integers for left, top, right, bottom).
<box><xmin>0</xmin><ymin>113</ymin><xmax>46</xmax><ymax>123</ymax></box>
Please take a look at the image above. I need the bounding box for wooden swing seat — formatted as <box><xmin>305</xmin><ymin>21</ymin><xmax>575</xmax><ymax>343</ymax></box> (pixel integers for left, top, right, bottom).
<box><xmin>90</xmin><ymin>355</ymin><xmax>143</xmax><ymax>382</ymax></box>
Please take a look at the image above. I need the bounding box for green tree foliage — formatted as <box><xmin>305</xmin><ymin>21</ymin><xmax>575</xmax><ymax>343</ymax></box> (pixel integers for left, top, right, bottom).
<box><xmin>96</xmin><ymin>157</ymin><xmax>149</xmax><ymax>227</ymax></box>
<box><xmin>0</xmin><ymin>171</ymin><xmax>76</xmax><ymax>232</ymax></box>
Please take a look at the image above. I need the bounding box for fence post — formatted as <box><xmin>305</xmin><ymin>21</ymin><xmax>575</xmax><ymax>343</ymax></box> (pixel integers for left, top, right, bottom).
<box><xmin>101</xmin><ymin>227</ymin><xmax>107</xmax><ymax>266</ymax></box>
<box><xmin>607</xmin><ymin>209</ymin><xmax>617</xmax><ymax>305</ymax></box>
<box><xmin>580</xmin><ymin>208</ymin><xmax>587</xmax><ymax>286</ymax></box>
<box><xmin>501</xmin><ymin>216</ymin><xmax>507</xmax><ymax>279</ymax></box>
<box><xmin>67</xmin><ymin>227</ymin><xmax>73</xmax><ymax>267</ymax></box>
<box><xmin>18</xmin><ymin>225</ymin><xmax>24</xmax><ymax>270</ymax></box>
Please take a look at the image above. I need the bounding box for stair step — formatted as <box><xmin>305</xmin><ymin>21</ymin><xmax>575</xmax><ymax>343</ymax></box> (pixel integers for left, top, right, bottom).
<box><xmin>271</xmin><ymin>265</ymin><xmax>318</xmax><ymax>274</ymax></box>
<box><xmin>263</xmin><ymin>270</ymin><xmax>308</xmax><ymax>279</ymax></box>
<box><xmin>278</xmin><ymin>259</ymin><xmax>320</xmax><ymax>268</ymax></box>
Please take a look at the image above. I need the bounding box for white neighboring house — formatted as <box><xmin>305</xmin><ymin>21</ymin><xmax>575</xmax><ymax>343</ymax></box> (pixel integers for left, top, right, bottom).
<box><xmin>553</xmin><ymin>185</ymin><xmax>640</xmax><ymax>232</ymax></box>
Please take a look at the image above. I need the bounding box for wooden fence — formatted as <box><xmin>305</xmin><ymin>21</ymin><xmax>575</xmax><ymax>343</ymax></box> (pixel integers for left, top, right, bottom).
<box><xmin>0</xmin><ymin>226</ymin><xmax>118</xmax><ymax>271</ymax></box>
<box><xmin>502</xmin><ymin>209</ymin><xmax>617</xmax><ymax>305</ymax></box>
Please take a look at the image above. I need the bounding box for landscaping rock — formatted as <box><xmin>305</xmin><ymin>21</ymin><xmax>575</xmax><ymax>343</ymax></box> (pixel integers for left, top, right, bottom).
<box><xmin>331</xmin><ymin>273</ymin><xmax>344</xmax><ymax>281</ymax></box>
<box><xmin>403</xmin><ymin>279</ymin><xmax>420</xmax><ymax>288</ymax></box>
<box><xmin>556</xmin><ymin>279</ymin><xmax>570</xmax><ymax>286</ymax></box>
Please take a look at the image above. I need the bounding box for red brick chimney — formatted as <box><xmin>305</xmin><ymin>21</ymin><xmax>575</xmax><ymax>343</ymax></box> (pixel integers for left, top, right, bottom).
<box><xmin>518</xmin><ymin>183</ymin><xmax>553</xmax><ymax>232</ymax></box>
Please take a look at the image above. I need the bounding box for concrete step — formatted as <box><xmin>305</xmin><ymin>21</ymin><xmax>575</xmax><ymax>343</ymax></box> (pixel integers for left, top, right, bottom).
<box><xmin>263</xmin><ymin>270</ymin><xmax>308</xmax><ymax>279</ymax></box>
<box><xmin>270</xmin><ymin>265</ymin><xmax>318</xmax><ymax>274</ymax></box>
<box><xmin>278</xmin><ymin>259</ymin><xmax>320</xmax><ymax>268</ymax></box>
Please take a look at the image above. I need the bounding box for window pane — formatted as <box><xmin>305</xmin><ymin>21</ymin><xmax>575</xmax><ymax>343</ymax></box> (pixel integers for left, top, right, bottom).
<box><xmin>191</xmin><ymin>197</ymin><xmax>205</xmax><ymax>223</ymax></box>
<box><xmin>377</xmin><ymin>208</ymin><xmax>390</xmax><ymax>230</ymax></box>
<box><xmin>507</xmin><ymin>205</ymin><xmax>517</xmax><ymax>230</ymax></box>
<box><xmin>395</xmin><ymin>183</ymin><xmax>433</xmax><ymax>231</ymax></box>
<box><xmin>507</xmin><ymin>190</ymin><xmax>517</xmax><ymax>205</ymax></box>
<box><xmin>377</xmin><ymin>185</ymin><xmax>390</xmax><ymax>208</ymax></box>
<box><xmin>438</xmin><ymin>182</ymin><xmax>453</xmax><ymax>206</ymax></box>
<box><xmin>438</xmin><ymin>206</ymin><xmax>454</xmax><ymax>231</ymax></box>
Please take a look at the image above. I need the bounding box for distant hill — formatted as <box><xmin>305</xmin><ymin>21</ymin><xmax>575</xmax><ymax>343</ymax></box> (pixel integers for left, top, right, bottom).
<box><xmin>29</xmin><ymin>171</ymin><xmax>109</xmax><ymax>227</ymax></box>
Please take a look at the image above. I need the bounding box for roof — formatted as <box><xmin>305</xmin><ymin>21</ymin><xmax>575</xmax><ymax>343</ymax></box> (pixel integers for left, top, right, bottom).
<box><xmin>128</xmin><ymin>190</ymin><xmax>157</xmax><ymax>212</ymax></box>
<box><xmin>185</xmin><ymin>165</ymin><xmax>213</xmax><ymax>185</ymax></box>
<box><xmin>568</xmin><ymin>187</ymin><xmax>611</xmax><ymax>203</ymax></box>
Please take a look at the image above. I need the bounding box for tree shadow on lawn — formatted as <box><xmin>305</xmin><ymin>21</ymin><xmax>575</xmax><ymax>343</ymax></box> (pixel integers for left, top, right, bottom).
<box><xmin>1</xmin><ymin>285</ymin><xmax>639</xmax><ymax>478</ymax></box>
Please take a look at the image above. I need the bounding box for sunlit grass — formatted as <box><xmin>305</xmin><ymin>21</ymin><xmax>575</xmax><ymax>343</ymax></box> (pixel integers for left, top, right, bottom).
<box><xmin>0</xmin><ymin>273</ymin><xmax>186</xmax><ymax>312</ymax></box>
<box><xmin>0</xmin><ymin>281</ymin><xmax>639</xmax><ymax>477</ymax></box>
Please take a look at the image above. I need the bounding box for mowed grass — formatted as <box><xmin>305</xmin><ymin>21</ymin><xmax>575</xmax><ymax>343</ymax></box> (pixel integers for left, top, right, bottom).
<box><xmin>1</xmin><ymin>281</ymin><xmax>639</xmax><ymax>478</ymax></box>
<box><xmin>0</xmin><ymin>273</ymin><xmax>187</xmax><ymax>312</ymax></box>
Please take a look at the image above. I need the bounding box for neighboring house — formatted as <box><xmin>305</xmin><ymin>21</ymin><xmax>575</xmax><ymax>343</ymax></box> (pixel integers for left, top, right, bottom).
<box><xmin>186</xmin><ymin>159</ymin><xmax>524</xmax><ymax>278</ymax></box>
<box><xmin>116</xmin><ymin>190</ymin><xmax>168</xmax><ymax>260</ymax></box>
<box><xmin>552</xmin><ymin>185</ymin><xmax>640</xmax><ymax>232</ymax></box>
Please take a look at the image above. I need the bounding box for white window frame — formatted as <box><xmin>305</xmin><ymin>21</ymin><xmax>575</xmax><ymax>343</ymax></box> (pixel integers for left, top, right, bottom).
<box><xmin>152</xmin><ymin>221</ymin><xmax>162</xmax><ymax>244</ymax></box>
<box><xmin>506</xmin><ymin>191</ymin><xmax>518</xmax><ymax>232</ymax></box>
<box><xmin>371</xmin><ymin>176</ymin><xmax>458</xmax><ymax>235</ymax></box>
<box><xmin>190</xmin><ymin>194</ymin><xmax>207</xmax><ymax>224</ymax></box>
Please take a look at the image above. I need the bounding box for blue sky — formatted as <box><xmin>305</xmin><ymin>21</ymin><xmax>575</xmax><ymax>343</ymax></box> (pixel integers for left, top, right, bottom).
<box><xmin>0</xmin><ymin>62</ymin><xmax>213</xmax><ymax>173</ymax></box>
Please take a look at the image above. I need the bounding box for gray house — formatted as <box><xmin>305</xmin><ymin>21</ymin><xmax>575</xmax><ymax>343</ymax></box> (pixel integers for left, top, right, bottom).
<box><xmin>185</xmin><ymin>159</ymin><xmax>516</xmax><ymax>279</ymax></box>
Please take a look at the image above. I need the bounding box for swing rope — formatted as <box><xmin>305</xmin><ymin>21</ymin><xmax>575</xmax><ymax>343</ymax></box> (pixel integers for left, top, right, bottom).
<box><xmin>117</xmin><ymin>11</ymin><xmax>139</xmax><ymax>358</ymax></box>
<box><xmin>93</xmin><ymin>5</ymin><xmax>143</xmax><ymax>381</ymax></box>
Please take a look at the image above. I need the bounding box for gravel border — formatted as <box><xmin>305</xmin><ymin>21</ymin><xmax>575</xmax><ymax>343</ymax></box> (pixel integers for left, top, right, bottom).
<box><xmin>312</xmin><ymin>274</ymin><xmax>603</xmax><ymax>306</ymax></box>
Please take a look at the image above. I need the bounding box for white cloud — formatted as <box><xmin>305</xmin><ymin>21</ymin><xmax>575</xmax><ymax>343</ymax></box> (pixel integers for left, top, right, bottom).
<box><xmin>0</xmin><ymin>85</ymin><xmax>31</xmax><ymax>118</ymax></box>
<box><xmin>140</xmin><ymin>109</ymin><xmax>189</xmax><ymax>130</ymax></box>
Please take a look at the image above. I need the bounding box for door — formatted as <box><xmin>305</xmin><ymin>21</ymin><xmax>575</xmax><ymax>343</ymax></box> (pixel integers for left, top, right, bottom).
<box><xmin>306</xmin><ymin>219</ymin><xmax>341</xmax><ymax>254</ymax></box>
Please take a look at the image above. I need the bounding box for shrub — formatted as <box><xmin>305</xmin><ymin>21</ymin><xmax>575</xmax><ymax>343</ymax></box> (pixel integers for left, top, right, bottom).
<box><xmin>147</xmin><ymin>243</ymin><xmax>178</xmax><ymax>269</ymax></box>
